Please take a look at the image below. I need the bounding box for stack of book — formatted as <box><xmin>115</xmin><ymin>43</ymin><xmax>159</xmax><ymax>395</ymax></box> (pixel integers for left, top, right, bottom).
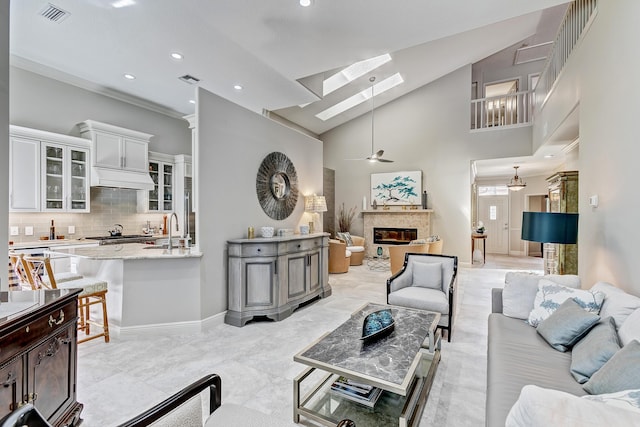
<box><xmin>330</xmin><ymin>376</ymin><xmax>382</xmax><ymax>408</ymax></box>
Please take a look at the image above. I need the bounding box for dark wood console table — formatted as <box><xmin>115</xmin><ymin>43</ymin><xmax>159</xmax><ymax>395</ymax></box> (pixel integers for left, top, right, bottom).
<box><xmin>471</xmin><ymin>233</ymin><xmax>487</xmax><ymax>264</ymax></box>
<box><xmin>0</xmin><ymin>289</ymin><xmax>83</xmax><ymax>426</ymax></box>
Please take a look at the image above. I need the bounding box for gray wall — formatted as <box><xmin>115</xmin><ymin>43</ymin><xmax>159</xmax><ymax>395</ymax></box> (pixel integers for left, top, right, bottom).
<box><xmin>10</xmin><ymin>67</ymin><xmax>190</xmax><ymax>154</ymax></box>
<box><xmin>196</xmin><ymin>88</ymin><xmax>323</xmax><ymax>318</ymax></box>
<box><xmin>322</xmin><ymin>65</ymin><xmax>534</xmax><ymax>263</ymax></box>
<box><xmin>533</xmin><ymin>0</ymin><xmax>640</xmax><ymax>292</ymax></box>
<box><xmin>0</xmin><ymin>0</ymin><xmax>8</xmax><ymax>290</ymax></box>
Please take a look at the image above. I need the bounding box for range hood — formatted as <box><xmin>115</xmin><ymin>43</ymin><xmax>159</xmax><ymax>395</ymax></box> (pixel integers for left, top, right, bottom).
<box><xmin>78</xmin><ymin>120</ymin><xmax>155</xmax><ymax>191</ymax></box>
<box><xmin>91</xmin><ymin>167</ymin><xmax>154</xmax><ymax>191</ymax></box>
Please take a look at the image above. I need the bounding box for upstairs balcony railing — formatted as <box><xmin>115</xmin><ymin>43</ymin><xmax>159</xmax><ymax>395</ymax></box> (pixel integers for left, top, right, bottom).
<box><xmin>470</xmin><ymin>0</ymin><xmax>598</xmax><ymax>131</ymax></box>
<box><xmin>470</xmin><ymin>90</ymin><xmax>533</xmax><ymax>131</ymax></box>
<box><xmin>534</xmin><ymin>0</ymin><xmax>598</xmax><ymax>112</ymax></box>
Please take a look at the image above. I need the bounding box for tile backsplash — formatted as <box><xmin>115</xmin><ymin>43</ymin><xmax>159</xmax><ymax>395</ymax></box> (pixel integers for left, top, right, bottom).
<box><xmin>9</xmin><ymin>187</ymin><xmax>168</xmax><ymax>243</ymax></box>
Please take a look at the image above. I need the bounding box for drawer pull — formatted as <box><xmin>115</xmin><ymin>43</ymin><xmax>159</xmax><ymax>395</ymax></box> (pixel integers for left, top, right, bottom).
<box><xmin>48</xmin><ymin>310</ymin><xmax>65</xmax><ymax>327</ymax></box>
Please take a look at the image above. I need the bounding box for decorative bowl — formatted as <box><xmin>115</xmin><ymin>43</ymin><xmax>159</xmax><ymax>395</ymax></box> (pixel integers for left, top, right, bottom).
<box><xmin>360</xmin><ymin>309</ymin><xmax>395</xmax><ymax>342</ymax></box>
<box><xmin>261</xmin><ymin>226</ymin><xmax>275</xmax><ymax>238</ymax></box>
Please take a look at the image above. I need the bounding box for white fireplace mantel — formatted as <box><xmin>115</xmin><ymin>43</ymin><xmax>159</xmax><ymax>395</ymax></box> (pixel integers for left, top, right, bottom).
<box><xmin>362</xmin><ymin>209</ymin><xmax>434</xmax><ymax>257</ymax></box>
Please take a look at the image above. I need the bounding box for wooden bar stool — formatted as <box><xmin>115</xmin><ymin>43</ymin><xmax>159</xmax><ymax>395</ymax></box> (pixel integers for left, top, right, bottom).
<box><xmin>20</xmin><ymin>255</ymin><xmax>110</xmax><ymax>344</ymax></box>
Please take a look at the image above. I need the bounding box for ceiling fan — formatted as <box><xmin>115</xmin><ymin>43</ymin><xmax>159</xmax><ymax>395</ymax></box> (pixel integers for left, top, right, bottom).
<box><xmin>348</xmin><ymin>76</ymin><xmax>394</xmax><ymax>163</ymax></box>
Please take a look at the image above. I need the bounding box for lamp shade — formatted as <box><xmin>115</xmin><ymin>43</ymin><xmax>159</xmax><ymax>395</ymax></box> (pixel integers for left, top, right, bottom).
<box><xmin>521</xmin><ymin>212</ymin><xmax>579</xmax><ymax>244</ymax></box>
<box><xmin>304</xmin><ymin>195</ymin><xmax>327</xmax><ymax>213</ymax></box>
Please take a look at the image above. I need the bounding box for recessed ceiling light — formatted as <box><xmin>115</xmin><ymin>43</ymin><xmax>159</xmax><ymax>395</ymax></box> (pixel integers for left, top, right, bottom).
<box><xmin>299</xmin><ymin>0</ymin><xmax>312</xmax><ymax>7</ymax></box>
<box><xmin>189</xmin><ymin>100</ymin><xmax>196</xmax><ymax>104</ymax></box>
<box><xmin>171</xmin><ymin>52</ymin><xmax>183</xmax><ymax>60</ymax></box>
<box><xmin>234</xmin><ymin>84</ymin><xmax>243</xmax><ymax>90</ymax></box>
<box><xmin>544</xmin><ymin>154</ymin><xmax>555</xmax><ymax>158</ymax></box>
<box><xmin>123</xmin><ymin>73</ymin><xmax>136</xmax><ymax>80</ymax></box>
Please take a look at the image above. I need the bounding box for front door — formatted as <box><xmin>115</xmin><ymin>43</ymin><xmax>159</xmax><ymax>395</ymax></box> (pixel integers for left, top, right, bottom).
<box><xmin>478</xmin><ymin>196</ymin><xmax>509</xmax><ymax>254</ymax></box>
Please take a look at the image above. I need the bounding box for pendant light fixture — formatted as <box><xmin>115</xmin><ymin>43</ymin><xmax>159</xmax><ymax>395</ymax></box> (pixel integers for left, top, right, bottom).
<box><xmin>365</xmin><ymin>77</ymin><xmax>393</xmax><ymax>163</ymax></box>
<box><xmin>507</xmin><ymin>166</ymin><xmax>527</xmax><ymax>191</ymax></box>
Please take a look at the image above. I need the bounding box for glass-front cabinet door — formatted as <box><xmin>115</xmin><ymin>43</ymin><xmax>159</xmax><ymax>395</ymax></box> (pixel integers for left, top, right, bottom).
<box><xmin>69</xmin><ymin>148</ymin><xmax>89</xmax><ymax>211</ymax></box>
<box><xmin>42</xmin><ymin>143</ymin><xmax>89</xmax><ymax>212</ymax></box>
<box><xmin>147</xmin><ymin>159</ymin><xmax>173</xmax><ymax>212</ymax></box>
<box><xmin>163</xmin><ymin>163</ymin><xmax>173</xmax><ymax>211</ymax></box>
<box><xmin>148</xmin><ymin>161</ymin><xmax>160</xmax><ymax>211</ymax></box>
<box><xmin>44</xmin><ymin>144</ymin><xmax>64</xmax><ymax>210</ymax></box>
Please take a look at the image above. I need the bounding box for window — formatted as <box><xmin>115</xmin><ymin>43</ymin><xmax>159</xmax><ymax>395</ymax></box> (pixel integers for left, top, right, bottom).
<box><xmin>489</xmin><ymin>205</ymin><xmax>497</xmax><ymax>220</ymax></box>
<box><xmin>478</xmin><ymin>185</ymin><xmax>508</xmax><ymax>196</ymax></box>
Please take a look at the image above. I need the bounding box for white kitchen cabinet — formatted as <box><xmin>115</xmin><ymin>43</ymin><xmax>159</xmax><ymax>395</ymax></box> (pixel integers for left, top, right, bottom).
<box><xmin>42</xmin><ymin>142</ymin><xmax>90</xmax><ymax>212</ymax></box>
<box><xmin>141</xmin><ymin>151</ymin><xmax>174</xmax><ymax>212</ymax></box>
<box><xmin>79</xmin><ymin>120</ymin><xmax>152</xmax><ymax>173</ymax></box>
<box><xmin>91</xmin><ymin>132</ymin><xmax>148</xmax><ymax>172</ymax></box>
<box><xmin>9</xmin><ymin>125</ymin><xmax>91</xmax><ymax>213</ymax></box>
<box><xmin>9</xmin><ymin>135</ymin><xmax>40</xmax><ymax>212</ymax></box>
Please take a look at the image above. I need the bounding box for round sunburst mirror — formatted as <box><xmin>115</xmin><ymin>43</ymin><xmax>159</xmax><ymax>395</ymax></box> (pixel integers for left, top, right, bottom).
<box><xmin>256</xmin><ymin>152</ymin><xmax>299</xmax><ymax>220</ymax></box>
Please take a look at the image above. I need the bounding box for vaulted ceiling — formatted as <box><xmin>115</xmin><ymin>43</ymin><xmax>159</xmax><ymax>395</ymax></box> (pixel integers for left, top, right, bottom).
<box><xmin>10</xmin><ymin>0</ymin><xmax>570</xmax><ymax>137</ymax></box>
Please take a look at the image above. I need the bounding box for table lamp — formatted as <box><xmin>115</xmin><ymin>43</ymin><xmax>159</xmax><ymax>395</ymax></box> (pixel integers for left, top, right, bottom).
<box><xmin>304</xmin><ymin>195</ymin><xmax>327</xmax><ymax>233</ymax></box>
<box><xmin>521</xmin><ymin>211</ymin><xmax>578</xmax><ymax>275</ymax></box>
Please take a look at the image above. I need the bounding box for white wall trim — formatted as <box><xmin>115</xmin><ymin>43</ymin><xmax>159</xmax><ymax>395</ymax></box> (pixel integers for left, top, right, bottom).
<box><xmin>110</xmin><ymin>311</ymin><xmax>227</xmax><ymax>337</ymax></box>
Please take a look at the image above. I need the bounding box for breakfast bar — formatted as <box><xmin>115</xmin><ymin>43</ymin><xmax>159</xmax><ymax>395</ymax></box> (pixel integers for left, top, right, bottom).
<box><xmin>48</xmin><ymin>244</ymin><xmax>203</xmax><ymax>333</ymax></box>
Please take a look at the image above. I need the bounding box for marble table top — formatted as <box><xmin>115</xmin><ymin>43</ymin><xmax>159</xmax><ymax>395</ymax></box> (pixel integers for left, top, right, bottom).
<box><xmin>295</xmin><ymin>303</ymin><xmax>439</xmax><ymax>395</ymax></box>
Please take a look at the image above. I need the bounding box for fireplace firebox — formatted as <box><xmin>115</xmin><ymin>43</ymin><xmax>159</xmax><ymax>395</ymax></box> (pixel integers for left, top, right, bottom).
<box><xmin>373</xmin><ymin>227</ymin><xmax>418</xmax><ymax>245</ymax></box>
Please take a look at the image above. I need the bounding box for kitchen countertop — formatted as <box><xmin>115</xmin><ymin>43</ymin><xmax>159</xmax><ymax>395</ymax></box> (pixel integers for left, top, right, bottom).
<box><xmin>10</xmin><ymin>238</ymin><xmax>100</xmax><ymax>251</ymax></box>
<box><xmin>47</xmin><ymin>243</ymin><xmax>201</xmax><ymax>260</ymax></box>
<box><xmin>9</xmin><ymin>235</ymin><xmax>164</xmax><ymax>251</ymax></box>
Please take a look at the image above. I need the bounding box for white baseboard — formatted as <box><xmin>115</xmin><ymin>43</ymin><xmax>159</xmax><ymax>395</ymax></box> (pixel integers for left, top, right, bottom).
<box><xmin>110</xmin><ymin>311</ymin><xmax>227</xmax><ymax>337</ymax></box>
<box><xmin>509</xmin><ymin>250</ymin><xmax>525</xmax><ymax>256</ymax></box>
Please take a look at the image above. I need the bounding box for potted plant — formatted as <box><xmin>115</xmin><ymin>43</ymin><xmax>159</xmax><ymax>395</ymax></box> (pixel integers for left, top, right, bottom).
<box><xmin>337</xmin><ymin>203</ymin><xmax>357</xmax><ymax>232</ymax></box>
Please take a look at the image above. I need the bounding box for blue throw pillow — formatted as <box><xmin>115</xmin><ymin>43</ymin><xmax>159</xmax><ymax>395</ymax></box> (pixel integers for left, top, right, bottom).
<box><xmin>583</xmin><ymin>340</ymin><xmax>640</xmax><ymax>394</ymax></box>
<box><xmin>536</xmin><ymin>298</ymin><xmax>600</xmax><ymax>352</ymax></box>
<box><xmin>570</xmin><ymin>317</ymin><xmax>621</xmax><ymax>383</ymax></box>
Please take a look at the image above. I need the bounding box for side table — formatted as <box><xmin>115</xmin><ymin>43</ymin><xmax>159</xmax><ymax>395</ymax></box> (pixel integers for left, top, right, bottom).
<box><xmin>366</xmin><ymin>256</ymin><xmax>390</xmax><ymax>271</ymax></box>
<box><xmin>471</xmin><ymin>233</ymin><xmax>487</xmax><ymax>264</ymax></box>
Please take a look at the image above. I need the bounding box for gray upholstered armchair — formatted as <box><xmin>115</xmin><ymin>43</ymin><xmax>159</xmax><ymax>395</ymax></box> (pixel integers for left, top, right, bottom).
<box><xmin>386</xmin><ymin>253</ymin><xmax>458</xmax><ymax>341</ymax></box>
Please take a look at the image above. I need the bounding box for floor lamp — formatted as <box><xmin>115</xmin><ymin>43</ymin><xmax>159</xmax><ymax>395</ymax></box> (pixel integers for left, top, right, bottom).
<box><xmin>521</xmin><ymin>212</ymin><xmax>578</xmax><ymax>275</ymax></box>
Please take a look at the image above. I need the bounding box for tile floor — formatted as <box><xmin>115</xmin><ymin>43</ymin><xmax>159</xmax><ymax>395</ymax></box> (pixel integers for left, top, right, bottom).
<box><xmin>76</xmin><ymin>254</ymin><xmax>542</xmax><ymax>426</ymax></box>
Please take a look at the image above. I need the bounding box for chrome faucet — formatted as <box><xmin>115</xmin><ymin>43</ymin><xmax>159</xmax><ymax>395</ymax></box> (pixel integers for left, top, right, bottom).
<box><xmin>167</xmin><ymin>212</ymin><xmax>179</xmax><ymax>253</ymax></box>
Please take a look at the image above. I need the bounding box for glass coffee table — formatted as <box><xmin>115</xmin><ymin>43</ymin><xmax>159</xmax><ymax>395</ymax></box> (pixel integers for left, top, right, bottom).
<box><xmin>293</xmin><ymin>303</ymin><xmax>441</xmax><ymax>427</ymax></box>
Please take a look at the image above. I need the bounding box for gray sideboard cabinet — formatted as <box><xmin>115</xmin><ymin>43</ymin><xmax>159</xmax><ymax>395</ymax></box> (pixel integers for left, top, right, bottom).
<box><xmin>226</xmin><ymin>233</ymin><xmax>331</xmax><ymax>326</ymax></box>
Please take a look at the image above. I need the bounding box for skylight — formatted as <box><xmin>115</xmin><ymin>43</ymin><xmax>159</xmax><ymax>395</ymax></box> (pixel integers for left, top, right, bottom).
<box><xmin>315</xmin><ymin>73</ymin><xmax>404</xmax><ymax>121</ymax></box>
<box><xmin>323</xmin><ymin>54</ymin><xmax>391</xmax><ymax>96</ymax></box>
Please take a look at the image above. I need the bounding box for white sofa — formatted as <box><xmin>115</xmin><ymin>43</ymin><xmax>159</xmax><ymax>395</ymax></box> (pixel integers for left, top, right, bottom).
<box><xmin>487</xmin><ymin>273</ymin><xmax>640</xmax><ymax>427</ymax></box>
